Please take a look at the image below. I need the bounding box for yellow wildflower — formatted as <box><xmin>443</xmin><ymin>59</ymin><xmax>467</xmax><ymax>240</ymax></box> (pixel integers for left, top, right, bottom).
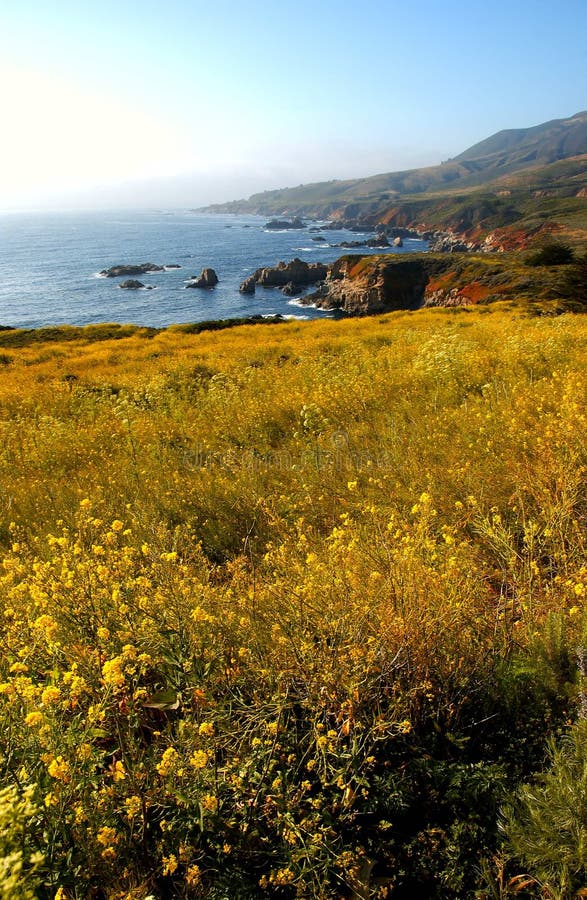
<box><xmin>25</xmin><ymin>711</ymin><xmax>45</xmax><ymax>728</ymax></box>
<box><xmin>48</xmin><ymin>756</ymin><xmax>71</xmax><ymax>782</ymax></box>
<box><xmin>189</xmin><ymin>749</ymin><xmax>208</xmax><ymax>769</ymax></box>
<box><xmin>97</xmin><ymin>826</ymin><xmax>118</xmax><ymax>847</ymax></box>
<box><xmin>125</xmin><ymin>796</ymin><xmax>142</xmax><ymax>819</ymax></box>
<box><xmin>9</xmin><ymin>662</ymin><xmax>28</xmax><ymax>674</ymax></box>
<box><xmin>272</xmin><ymin>867</ymin><xmax>295</xmax><ymax>885</ymax></box>
<box><xmin>186</xmin><ymin>865</ymin><xmax>201</xmax><ymax>886</ymax></box>
<box><xmin>157</xmin><ymin>747</ymin><xmax>180</xmax><ymax>776</ymax></box>
<box><xmin>201</xmin><ymin>794</ymin><xmax>218</xmax><ymax>813</ymax></box>
<box><xmin>162</xmin><ymin>854</ymin><xmax>178</xmax><ymax>876</ymax></box>
<box><xmin>111</xmin><ymin>760</ymin><xmax>126</xmax><ymax>782</ymax></box>
<box><xmin>102</xmin><ymin>657</ymin><xmax>125</xmax><ymax>689</ymax></box>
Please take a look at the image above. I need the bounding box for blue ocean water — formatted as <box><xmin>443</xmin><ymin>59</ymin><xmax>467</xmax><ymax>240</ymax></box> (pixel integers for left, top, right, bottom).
<box><xmin>0</xmin><ymin>210</ymin><xmax>428</xmax><ymax>329</ymax></box>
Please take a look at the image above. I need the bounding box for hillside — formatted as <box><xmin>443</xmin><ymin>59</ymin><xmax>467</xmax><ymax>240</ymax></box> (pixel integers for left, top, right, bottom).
<box><xmin>0</xmin><ymin>309</ymin><xmax>586</xmax><ymax>896</ymax></box>
<box><xmin>204</xmin><ymin>112</ymin><xmax>587</xmax><ymax>216</ymax></box>
<box><xmin>203</xmin><ymin>112</ymin><xmax>587</xmax><ymax>248</ymax></box>
<box><xmin>453</xmin><ymin>110</ymin><xmax>587</xmax><ymax>166</ymax></box>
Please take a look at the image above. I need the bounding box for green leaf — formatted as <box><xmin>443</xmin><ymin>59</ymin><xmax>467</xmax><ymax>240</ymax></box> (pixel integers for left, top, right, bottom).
<box><xmin>143</xmin><ymin>689</ymin><xmax>180</xmax><ymax>710</ymax></box>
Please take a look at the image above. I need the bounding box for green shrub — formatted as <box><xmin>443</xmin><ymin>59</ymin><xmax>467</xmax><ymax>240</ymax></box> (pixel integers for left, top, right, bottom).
<box><xmin>555</xmin><ymin>252</ymin><xmax>587</xmax><ymax>310</ymax></box>
<box><xmin>501</xmin><ymin>719</ymin><xmax>587</xmax><ymax>898</ymax></box>
<box><xmin>526</xmin><ymin>242</ymin><xmax>575</xmax><ymax>267</ymax></box>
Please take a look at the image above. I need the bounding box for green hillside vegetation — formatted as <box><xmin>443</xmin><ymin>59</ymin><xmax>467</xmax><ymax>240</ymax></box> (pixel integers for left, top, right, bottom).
<box><xmin>204</xmin><ymin>114</ymin><xmax>587</xmax><ymax>249</ymax></box>
<box><xmin>452</xmin><ymin>111</ymin><xmax>587</xmax><ymax>166</ymax></box>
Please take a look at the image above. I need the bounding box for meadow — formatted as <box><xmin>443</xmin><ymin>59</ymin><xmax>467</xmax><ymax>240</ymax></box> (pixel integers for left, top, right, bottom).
<box><xmin>0</xmin><ymin>306</ymin><xmax>586</xmax><ymax>898</ymax></box>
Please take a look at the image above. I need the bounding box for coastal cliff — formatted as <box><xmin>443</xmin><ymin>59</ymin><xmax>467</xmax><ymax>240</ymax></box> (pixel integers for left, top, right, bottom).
<box><xmin>307</xmin><ymin>256</ymin><xmax>433</xmax><ymax>314</ymax></box>
<box><xmin>302</xmin><ymin>251</ymin><xmax>574</xmax><ymax>314</ymax></box>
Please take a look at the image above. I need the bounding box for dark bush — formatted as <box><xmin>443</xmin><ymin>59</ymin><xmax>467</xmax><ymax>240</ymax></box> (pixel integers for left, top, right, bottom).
<box><xmin>526</xmin><ymin>242</ymin><xmax>575</xmax><ymax>267</ymax></box>
<box><xmin>553</xmin><ymin>251</ymin><xmax>587</xmax><ymax>309</ymax></box>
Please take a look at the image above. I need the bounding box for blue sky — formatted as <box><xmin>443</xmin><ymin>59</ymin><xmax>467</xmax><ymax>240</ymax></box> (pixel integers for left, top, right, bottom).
<box><xmin>1</xmin><ymin>0</ymin><xmax>586</xmax><ymax>208</ymax></box>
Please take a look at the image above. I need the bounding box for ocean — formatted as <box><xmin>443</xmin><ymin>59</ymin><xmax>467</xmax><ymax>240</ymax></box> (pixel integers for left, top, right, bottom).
<box><xmin>0</xmin><ymin>209</ymin><xmax>428</xmax><ymax>329</ymax></box>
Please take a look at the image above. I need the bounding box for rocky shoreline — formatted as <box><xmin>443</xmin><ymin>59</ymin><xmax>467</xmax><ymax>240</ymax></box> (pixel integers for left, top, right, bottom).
<box><xmin>265</xmin><ymin>215</ymin><xmax>505</xmax><ymax>255</ymax></box>
<box><xmin>96</xmin><ymin>217</ymin><xmax>511</xmax><ymax>319</ymax></box>
<box><xmin>231</xmin><ymin>253</ymin><xmax>484</xmax><ymax>315</ymax></box>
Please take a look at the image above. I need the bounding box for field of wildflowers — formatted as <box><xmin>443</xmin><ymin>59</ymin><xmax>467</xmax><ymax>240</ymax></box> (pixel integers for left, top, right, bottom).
<box><xmin>0</xmin><ymin>306</ymin><xmax>586</xmax><ymax>897</ymax></box>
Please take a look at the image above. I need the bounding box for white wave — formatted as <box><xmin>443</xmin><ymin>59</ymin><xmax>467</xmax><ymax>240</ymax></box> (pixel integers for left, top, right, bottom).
<box><xmin>283</xmin><ymin>314</ymin><xmax>310</xmax><ymax>320</ymax></box>
<box><xmin>288</xmin><ymin>298</ymin><xmax>315</xmax><ymax>309</ymax></box>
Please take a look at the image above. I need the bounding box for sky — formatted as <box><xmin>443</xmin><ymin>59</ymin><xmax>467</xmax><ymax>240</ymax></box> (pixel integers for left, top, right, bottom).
<box><xmin>1</xmin><ymin>0</ymin><xmax>586</xmax><ymax>210</ymax></box>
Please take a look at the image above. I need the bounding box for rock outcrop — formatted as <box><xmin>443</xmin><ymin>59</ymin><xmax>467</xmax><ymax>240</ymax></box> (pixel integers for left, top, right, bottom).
<box><xmin>100</xmin><ymin>263</ymin><xmax>164</xmax><ymax>277</ymax></box>
<box><xmin>239</xmin><ymin>276</ymin><xmax>256</xmax><ymax>294</ymax></box>
<box><xmin>119</xmin><ymin>280</ymin><xmax>154</xmax><ymax>290</ymax></box>
<box><xmin>252</xmin><ymin>258</ymin><xmax>327</xmax><ymax>287</ymax></box>
<box><xmin>426</xmin><ymin>232</ymin><xmax>477</xmax><ymax>253</ymax></box>
<box><xmin>305</xmin><ymin>256</ymin><xmax>431</xmax><ymax>315</ymax></box>
<box><xmin>281</xmin><ymin>281</ymin><xmax>302</xmax><ymax>296</ymax></box>
<box><xmin>366</xmin><ymin>234</ymin><xmax>390</xmax><ymax>248</ymax></box>
<box><xmin>423</xmin><ymin>287</ymin><xmax>472</xmax><ymax>308</ymax></box>
<box><xmin>186</xmin><ymin>268</ymin><xmax>219</xmax><ymax>288</ymax></box>
<box><xmin>264</xmin><ymin>217</ymin><xmax>306</xmax><ymax>230</ymax></box>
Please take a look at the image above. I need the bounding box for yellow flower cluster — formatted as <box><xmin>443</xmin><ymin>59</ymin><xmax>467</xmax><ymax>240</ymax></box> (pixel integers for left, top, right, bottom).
<box><xmin>0</xmin><ymin>307</ymin><xmax>584</xmax><ymax>896</ymax></box>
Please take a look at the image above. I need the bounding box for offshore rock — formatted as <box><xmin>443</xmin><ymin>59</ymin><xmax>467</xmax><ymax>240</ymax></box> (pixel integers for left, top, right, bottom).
<box><xmin>366</xmin><ymin>234</ymin><xmax>390</xmax><ymax>248</ymax></box>
<box><xmin>264</xmin><ymin>217</ymin><xmax>306</xmax><ymax>230</ymax></box>
<box><xmin>253</xmin><ymin>258</ymin><xmax>327</xmax><ymax>287</ymax></box>
<box><xmin>186</xmin><ymin>268</ymin><xmax>219</xmax><ymax>288</ymax></box>
<box><xmin>119</xmin><ymin>279</ymin><xmax>153</xmax><ymax>290</ymax></box>
<box><xmin>100</xmin><ymin>262</ymin><xmax>164</xmax><ymax>277</ymax></box>
<box><xmin>387</xmin><ymin>227</ymin><xmax>421</xmax><ymax>239</ymax></box>
<box><xmin>239</xmin><ymin>276</ymin><xmax>256</xmax><ymax>294</ymax></box>
<box><xmin>281</xmin><ymin>281</ymin><xmax>302</xmax><ymax>296</ymax></box>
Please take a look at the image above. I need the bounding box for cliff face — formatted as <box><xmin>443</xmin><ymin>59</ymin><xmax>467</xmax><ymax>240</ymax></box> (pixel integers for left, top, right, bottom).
<box><xmin>304</xmin><ymin>251</ymin><xmax>566</xmax><ymax>315</ymax></box>
<box><xmin>308</xmin><ymin>256</ymin><xmax>448</xmax><ymax>314</ymax></box>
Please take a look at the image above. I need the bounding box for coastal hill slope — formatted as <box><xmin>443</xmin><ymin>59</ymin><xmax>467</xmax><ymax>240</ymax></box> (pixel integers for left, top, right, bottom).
<box><xmin>453</xmin><ymin>110</ymin><xmax>587</xmax><ymax>166</ymax></box>
<box><xmin>203</xmin><ymin>111</ymin><xmax>587</xmax><ymax>226</ymax></box>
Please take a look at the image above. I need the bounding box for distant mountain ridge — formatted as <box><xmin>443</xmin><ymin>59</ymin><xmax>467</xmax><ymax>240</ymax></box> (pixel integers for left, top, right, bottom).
<box><xmin>203</xmin><ymin>111</ymin><xmax>587</xmax><ymax>218</ymax></box>
<box><xmin>453</xmin><ymin>110</ymin><xmax>587</xmax><ymax>165</ymax></box>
